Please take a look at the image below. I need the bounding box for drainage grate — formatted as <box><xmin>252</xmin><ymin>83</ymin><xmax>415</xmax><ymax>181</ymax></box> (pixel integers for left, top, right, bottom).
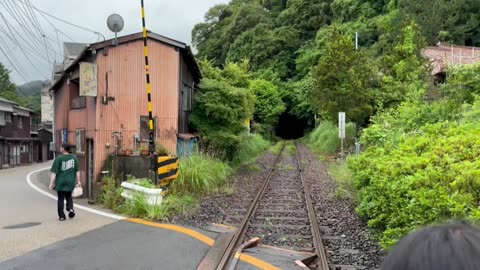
<box><xmin>3</xmin><ymin>222</ymin><xmax>42</xmax><ymax>229</ymax></box>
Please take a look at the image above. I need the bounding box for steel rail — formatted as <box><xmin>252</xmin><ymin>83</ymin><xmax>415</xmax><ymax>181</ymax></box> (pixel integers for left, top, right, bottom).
<box><xmin>213</xmin><ymin>142</ymin><xmax>286</xmax><ymax>270</ymax></box>
<box><xmin>295</xmin><ymin>143</ymin><xmax>329</xmax><ymax>270</ymax></box>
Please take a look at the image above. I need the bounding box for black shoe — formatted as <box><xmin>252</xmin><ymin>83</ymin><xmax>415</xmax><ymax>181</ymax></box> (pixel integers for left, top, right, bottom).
<box><xmin>59</xmin><ymin>217</ymin><xmax>66</xmax><ymax>221</ymax></box>
<box><xmin>68</xmin><ymin>210</ymin><xmax>75</xmax><ymax>219</ymax></box>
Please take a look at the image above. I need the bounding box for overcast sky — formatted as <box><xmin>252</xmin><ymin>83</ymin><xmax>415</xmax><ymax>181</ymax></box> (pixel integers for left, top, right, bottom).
<box><xmin>0</xmin><ymin>0</ymin><xmax>228</xmax><ymax>85</ymax></box>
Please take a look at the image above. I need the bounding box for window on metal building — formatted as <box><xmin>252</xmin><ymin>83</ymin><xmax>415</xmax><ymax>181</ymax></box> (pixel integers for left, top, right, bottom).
<box><xmin>140</xmin><ymin>116</ymin><xmax>156</xmax><ymax>141</ymax></box>
<box><xmin>76</xmin><ymin>129</ymin><xmax>86</xmax><ymax>154</ymax></box>
<box><xmin>0</xmin><ymin>112</ymin><xmax>5</xmax><ymax>126</ymax></box>
<box><xmin>183</xmin><ymin>84</ymin><xmax>193</xmax><ymax>112</ymax></box>
<box><xmin>5</xmin><ymin>113</ymin><xmax>12</xmax><ymax>123</ymax></box>
<box><xmin>16</xmin><ymin>116</ymin><xmax>23</xmax><ymax>129</ymax></box>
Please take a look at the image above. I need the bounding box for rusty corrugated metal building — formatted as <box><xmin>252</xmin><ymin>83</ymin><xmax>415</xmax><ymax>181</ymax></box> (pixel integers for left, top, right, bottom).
<box><xmin>50</xmin><ymin>32</ymin><xmax>201</xmax><ymax>196</ymax></box>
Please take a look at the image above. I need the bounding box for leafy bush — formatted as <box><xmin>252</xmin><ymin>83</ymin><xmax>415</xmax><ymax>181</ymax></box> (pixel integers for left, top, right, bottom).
<box><xmin>231</xmin><ymin>134</ymin><xmax>270</xmax><ymax>166</ymax></box>
<box><xmin>350</xmin><ymin>121</ymin><xmax>480</xmax><ymax>248</ymax></box>
<box><xmin>360</xmin><ymin>100</ymin><xmax>460</xmax><ymax>148</ymax></box>
<box><xmin>172</xmin><ymin>153</ymin><xmax>232</xmax><ymax>195</ymax></box>
<box><xmin>442</xmin><ymin>64</ymin><xmax>480</xmax><ymax>105</ymax></box>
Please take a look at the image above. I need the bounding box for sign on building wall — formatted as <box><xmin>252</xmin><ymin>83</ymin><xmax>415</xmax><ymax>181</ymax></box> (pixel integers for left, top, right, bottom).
<box><xmin>79</xmin><ymin>62</ymin><xmax>98</xmax><ymax>97</ymax></box>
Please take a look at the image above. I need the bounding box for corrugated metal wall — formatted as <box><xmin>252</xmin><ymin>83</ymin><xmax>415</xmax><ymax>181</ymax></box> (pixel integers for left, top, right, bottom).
<box><xmin>178</xmin><ymin>53</ymin><xmax>195</xmax><ymax>134</ymax></box>
<box><xmin>93</xmin><ymin>39</ymin><xmax>180</xmax><ymax>181</ymax></box>
<box><xmin>54</xmin><ymin>80</ymin><xmax>92</xmax><ymax>191</ymax></box>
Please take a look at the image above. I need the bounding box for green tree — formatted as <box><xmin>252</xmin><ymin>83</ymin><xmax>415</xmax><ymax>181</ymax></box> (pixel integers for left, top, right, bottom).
<box><xmin>278</xmin><ymin>0</ymin><xmax>334</xmax><ymax>41</ymax></box>
<box><xmin>396</xmin><ymin>0</ymin><xmax>480</xmax><ymax>46</ymax></box>
<box><xmin>190</xmin><ymin>62</ymin><xmax>255</xmax><ymax>160</ymax></box>
<box><xmin>280</xmin><ymin>76</ymin><xmax>315</xmax><ymax>119</ymax></box>
<box><xmin>312</xmin><ymin>30</ymin><xmax>377</xmax><ymax>124</ymax></box>
<box><xmin>441</xmin><ymin>63</ymin><xmax>480</xmax><ymax>105</ymax></box>
<box><xmin>192</xmin><ymin>3</ymin><xmax>271</xmax><ymax>67</ymax></box>
<box><xmin>250</xmin><ymin>79</ymin><xmax>285</xmax><ymax>128</ymax></box>
<box><xmin>0</xmin><ymin>63</ymin><xmax>22</xmax><ymax>104</ymax></box>
<box><xmin>378</xmin><ymin>21</ymin><xmax>428</xmax><ymax>107</ymax></box>
<box><xmin>227</xmin><ymin>24</ymin><xmax>300</xmax><ymax>79</ymax></box>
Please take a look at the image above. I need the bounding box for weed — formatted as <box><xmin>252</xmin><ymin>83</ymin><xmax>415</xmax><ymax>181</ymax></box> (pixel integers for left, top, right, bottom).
<box><xmin>222</xmin><ymin>185</ymin><xmax>235</xmax><ymax>195</ymax></box>
<box><xmin>248</xmin><ymin>163</ymin><xmax>261</xmax><ymax>172</ymax></box>
<box><xmin>101</xmin><ymin>176</ymin><xmax>124</xmax><ymax>210</ymax></box>
<box><xmin>271</xmin><ymin>141</ymin><xmax>284</xmax><ymax>155</ymax></box>
<box><xmin>128</xmin><ymin>178</ymin><xmax>156</xmax><ymax>189</ymax></box>
<box><xmin>119</xmin><ymin>192</ymin><xmax>197</xmax><ymax>221</ymax></box>
<box><xmin>329</xmin><ymin>161</ymin><xmax>357</xmax><ymax>202</ymax></box>
<box><xmin>285</xmin><ymin>141</ymin><xmax>297</xmax><ymax>156</ymax></box>
<box><xmin>277</xmin><ymin>163</ymin><xmax>295</xmax><ymax>171</ymax></box>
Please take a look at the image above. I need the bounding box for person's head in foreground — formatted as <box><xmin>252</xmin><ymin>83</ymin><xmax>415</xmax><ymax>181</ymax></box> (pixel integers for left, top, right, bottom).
<box><xmin>382</xmin><ymin>221</ymin><xmax>480</xmax><ymax>270</ymax></box>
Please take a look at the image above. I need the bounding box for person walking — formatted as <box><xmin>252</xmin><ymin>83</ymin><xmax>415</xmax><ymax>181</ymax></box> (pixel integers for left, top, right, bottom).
<box><xmin>49</xmin><ymin>143</ymin><xmax>80</xmax><ymax>221</ymax></box>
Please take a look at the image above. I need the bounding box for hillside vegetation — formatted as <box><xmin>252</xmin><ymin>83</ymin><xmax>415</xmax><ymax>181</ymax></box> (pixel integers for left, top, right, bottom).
<box><xmin>193</xmin><ymin>0</ymin><xmax>480</xmax><ymax>248</ymax></box>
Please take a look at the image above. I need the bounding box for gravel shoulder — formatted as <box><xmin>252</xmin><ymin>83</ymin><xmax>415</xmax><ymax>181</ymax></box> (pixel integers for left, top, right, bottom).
<box><xmin>171</xmin><ymin>145</ymin><xmax>384</xmax><ymax>269</ymax></box>
<box><xmin>298</xmin><ymin>144</ymin><xmax>384</xmax><ymax>269</ymax></box>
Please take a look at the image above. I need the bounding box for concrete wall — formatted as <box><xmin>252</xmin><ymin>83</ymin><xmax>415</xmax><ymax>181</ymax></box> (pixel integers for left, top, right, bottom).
<box><xmin>112</xmin><ymin>156</ymin><xmax>151</xmax><ymax>181</ymax></box>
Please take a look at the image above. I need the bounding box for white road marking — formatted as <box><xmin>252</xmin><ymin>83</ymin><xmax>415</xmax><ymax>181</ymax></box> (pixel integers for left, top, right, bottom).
<box><xmin>26</xmin><ymin>167</ymin><xmax>125</xmax><ymax>220</ymax></box>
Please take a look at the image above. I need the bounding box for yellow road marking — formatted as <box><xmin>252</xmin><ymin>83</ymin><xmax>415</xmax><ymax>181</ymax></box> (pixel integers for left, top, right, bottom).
<box><xmin>126</xmin><ymin>218</ymin><xmax>281</xmax><ymax>270</ymax></box>
<box><xmin>127</xmin><ymin>218</ymin><xmax>214</xmax><ymax>246</ymax></box>
<box><xmin>239</xmin><ymin>254</ymin><xmax>281</xmax><ymax>270</ymax></box>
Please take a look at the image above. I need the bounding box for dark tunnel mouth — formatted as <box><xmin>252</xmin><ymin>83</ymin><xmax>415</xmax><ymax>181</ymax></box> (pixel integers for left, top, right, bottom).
<box><xmin>275</xmin><ymin>112</ymin><xmax>309</xmax><ymax>140</ymax></box>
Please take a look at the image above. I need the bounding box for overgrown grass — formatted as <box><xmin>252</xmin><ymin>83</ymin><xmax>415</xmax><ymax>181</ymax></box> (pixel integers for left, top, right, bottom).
<box><xmin>285</xmin><ymin>141</ymin><xmax>297</xmax><ymax>156</ymax></box>
<box><xmin>172</xmin><ymin>153</ymin><xmax>232</xmax><ymax>195</ymax></box>
<box><xmin>119</xmin><ymin>192</ymin><xmax>197</xmax><ymax>221</ymax></box>
<box><xmin>127</xmin><ymin>178</ymin><xmax>156</xmax><ymax>189</ymax></box>
<box><xmin>231</xmin><ymin>134</ymin><xmax>270</xmax><ymax>167</ymax></box>
<box><xmin>329</xmin><ymin>161</ymin><xmax>357</xmax><ymax>202</ymax></box>
<box><xmin>102</xmin><ymin>133</ymin><xmax>272</xmax><ymax>222</ymax></box>
<box><xmin>307</xmin><ymin>121</ymin><xmax>356</xmax><ymax>155</ymax></box>
<box><xmin>271</xmin><ymin>141</ymin><xmax>284</xmax><ymax>155</ymax></box>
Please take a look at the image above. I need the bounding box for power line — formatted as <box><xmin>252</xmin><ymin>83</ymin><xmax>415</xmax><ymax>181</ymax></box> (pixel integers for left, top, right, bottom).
<box><xmin>0</xmin><ymin>12</ymin><xmax>53</xmax><ymax>64</ymax></box>
<box><xmin>19</xmin><ymin>0</ymin><xmax>58</xmax><ymax>60</ymax></box>
<box><xmin>14</xmin><ymin>0</ymin><xmax>105</xmax><ymax>40</ymax></box>
<box><xmin>0</xmin><ymin>1</ymin><xmax>52</xmax><ymax>60</ymax></box>
<box><xmin>3</xmin><ymin>0</ymin><xmax>46</xmax><ymax>51</ymax></box>
<box><xmin>0</xmin><ymin>37</ymin><xmax>35</xmax><ymax>97</ymax></box>
<box><xmin>0</xmin><ymin>24</ymin><xmax>49</xmax><ymax>78</ymax></box>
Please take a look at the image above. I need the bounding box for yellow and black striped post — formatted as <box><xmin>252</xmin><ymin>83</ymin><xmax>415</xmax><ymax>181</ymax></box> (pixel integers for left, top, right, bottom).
<box><xmin>140</xmin><ymin>0</ymin><xmax>157</xmax><ymax>182</ymax></box>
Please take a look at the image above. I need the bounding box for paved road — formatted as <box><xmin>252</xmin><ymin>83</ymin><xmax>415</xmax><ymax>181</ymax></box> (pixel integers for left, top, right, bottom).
<box><xmin>0</xmin><ymin>162</ymin><xmax>115</xmax><ymax>262</ymax></box>
<box><xmin>0</xmin><ymin>163</ymin><xmax>299</xmax><ymax>270</ymax></box>
<box><xmin>0</xmin><ymin>163</ymin><xmax>224</xmax><ymax>270</ymax></box>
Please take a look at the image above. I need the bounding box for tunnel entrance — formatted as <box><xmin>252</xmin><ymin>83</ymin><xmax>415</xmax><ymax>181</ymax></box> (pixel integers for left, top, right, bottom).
<box><xmin>275</xmin><ymin>112</ymin><xmax>309</xmax><ymax>140</ymax></box>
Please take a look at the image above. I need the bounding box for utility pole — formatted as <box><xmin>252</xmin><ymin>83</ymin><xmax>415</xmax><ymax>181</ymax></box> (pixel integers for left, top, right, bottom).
<box><xmin>355</xmin><ymin>32</ymin><xmax>359</xmax><ymax>50</ymax></box>
<box><xmin>140</xmin><ymin>0</ymin><xmax>158</xmax><ymax>184</ymax></box>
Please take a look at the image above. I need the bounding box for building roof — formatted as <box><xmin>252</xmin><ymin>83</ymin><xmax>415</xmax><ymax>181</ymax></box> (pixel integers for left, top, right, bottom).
<box><xmin>0</xmin><ymin>97</ymin><xmax>37</xmax><ymax>114</ymax></box>
<box><xmin>0</xmin><ymin>97</ymin><xmax>17</xmax><ymax>105</ymax></box>
<box><xmin>422</xmin><ymin>42</ymin><xmax>480</xmax><ymax>75</ymax></box>
<box><xmin>14</xmin><ymin>105</ymin><xmax>36</xmax><ymax>113</ymax></box>
<box><xmin>50</xmin><ymin>31</ymin><xmax>202</xmax><ymax>91</ymax></box>
<box><xmin>64</xmin><ymin>42</ymin><xmax>87</xmax><ymax>57</ymax></box>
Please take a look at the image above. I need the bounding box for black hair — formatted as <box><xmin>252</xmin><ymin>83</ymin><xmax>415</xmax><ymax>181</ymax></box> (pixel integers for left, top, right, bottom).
<box><xmin>62</xmin><ymin>143</ymin><xmax>72</xmax><ymax>153</ymax></box>
<box><xmin>382</xmin><ymin>221</ymin><xmax>480</xmax><ymax>270</ymax></box>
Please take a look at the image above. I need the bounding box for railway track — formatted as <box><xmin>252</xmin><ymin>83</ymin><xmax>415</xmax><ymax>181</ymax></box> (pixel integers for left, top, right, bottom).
<box><xmin>197</xmin><ymin>142</ymin><xmax>329</xmax><ymax>270</ymax></box>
